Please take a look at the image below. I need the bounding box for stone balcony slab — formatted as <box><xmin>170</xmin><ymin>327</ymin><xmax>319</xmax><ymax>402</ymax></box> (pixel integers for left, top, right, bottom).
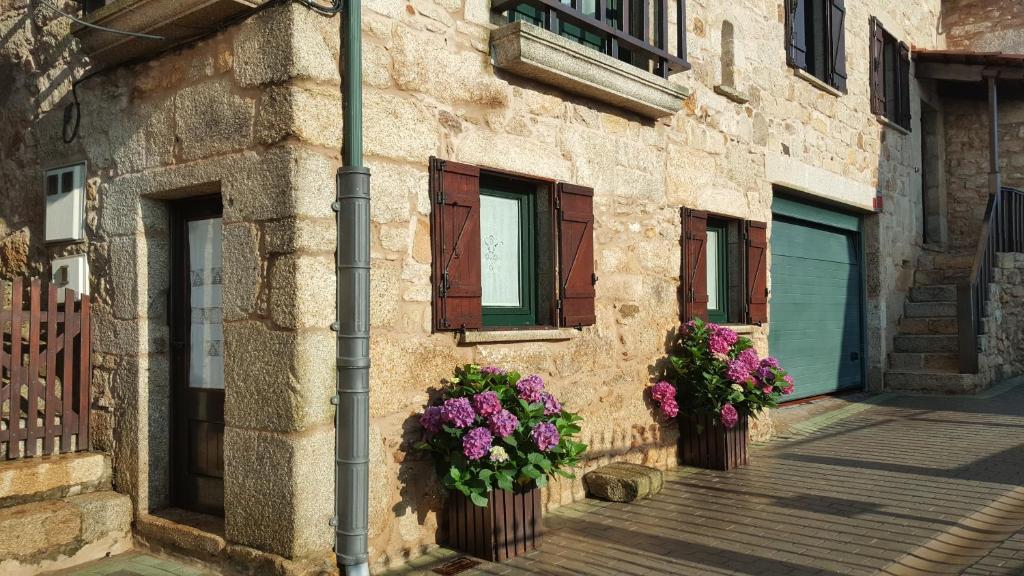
<box><xmin>490</xmin><ymin>21</ymin><xmax>690</xmax><ymax>119</ymax></box>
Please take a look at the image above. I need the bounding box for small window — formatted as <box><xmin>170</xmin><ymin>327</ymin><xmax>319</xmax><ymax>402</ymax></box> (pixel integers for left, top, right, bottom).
<box><xmin>682</xmin><ymin>211</ymin><xmax>767</xmax><ymax>325</ymax></box>
<box><xmin>871</xmin><ymin>18</ymin><xmax>912</xmax><ymax>131</ymax></box>
<box><xmin>480</xmin><ymin>178</ymin><xmax>539</xmax><ymax>327</ymax></box>
<box><xmin>430</xmin><ymin>158</ymin><xmax>597</xmax><ymax>332</ymax></box>
<box><xmin>786</xmin><ymin>0</ymin><xmax>848</xmax><ymax>93</ymax></box>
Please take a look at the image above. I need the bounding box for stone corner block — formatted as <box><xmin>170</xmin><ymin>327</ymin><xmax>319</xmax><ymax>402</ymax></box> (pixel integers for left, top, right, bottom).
<box><xmin>490</xmin><ymin>21</ymin><xmax>689</xmax><ymax>119</ymax></box>
<box><xmin>583</xmin><ymin>462</ymin><xmax>663</xmax><ymax>503</ymax></box>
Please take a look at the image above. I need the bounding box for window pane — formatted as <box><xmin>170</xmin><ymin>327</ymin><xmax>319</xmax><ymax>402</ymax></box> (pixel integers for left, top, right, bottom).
<box><xmin>189</xmin><ymin>218</ymin><xmax>224</xmax><ymax>390</ymax></box>
<box><xmin>481</xmin><ymin>195</ymin><xmax>522</xmax><ymax>308</ymax></box>
<box><xmin>707</xmin><ymin>229</ymin><xmax>720</xmax><ymax>312</ymax></box>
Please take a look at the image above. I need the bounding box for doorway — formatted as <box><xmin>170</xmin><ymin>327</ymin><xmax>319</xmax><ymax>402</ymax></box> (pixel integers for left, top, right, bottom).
<box><xmin>170</xmin><ymin>196</ymin><xmax>225</xmax><ymax>516</ymax></box>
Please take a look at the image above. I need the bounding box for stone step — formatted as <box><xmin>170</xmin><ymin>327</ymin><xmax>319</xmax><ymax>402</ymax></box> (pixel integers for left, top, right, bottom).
<box><xmin>893</xmin><ymin>334</ymin><xmax>959</xmax><ymax>353</ymax></box>
<box><xmin>910</xmin><ymin>284</ymin><xmax>956</xmax><ymax>303</ymax></box>
<box><xmin>915</xmin><ymin>268</ymin><xmax>970</xmax><ymax>286</ymax></box>
<box><xmin>898</xmin><ymin>316</ymin><xmax>959</xmax><ymax>335</ymax></box>
<box><xmin>889</xmin><ymin>352</ymin><xmax>961</xmax><ymax>372</ymax></box>
<box><xmin>923</xmin><ymin>252</ymin><xmax>975</xmax><ymax>271</ymax></box>
<box><xmin>583</xmin><ymin>462</ymin><xmax>664</xmax><ymax>503</ymax></box>
<box><xmin>905</xmin><ymin>301</ymin><xmax>957</xmax><ymax>318</ymax></box>
<box><xmin>0</xmin><ymin>490</ymin><xmax>132</xmax><ymax>576</ymax></box>
<box><xmin>885</xmin><ymin>371</ymin><xmax>981</xmax><ymax>395</ymax></box>
<box><xmin>0</xmin><ymin>452</ymin><xmax>111</xmax><ymax>509</ymax></box>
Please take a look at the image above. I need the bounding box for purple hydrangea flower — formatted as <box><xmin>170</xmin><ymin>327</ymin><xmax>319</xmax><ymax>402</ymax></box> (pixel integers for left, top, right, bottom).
<box><xmin>472</xmin><ymin>391</ymin><xmax>502</xmax><ymax>417</ymax></box>
<box><xmin>726</xmin><ymin>359</ymin><xmax>753</xmax><ymax>384</ymax></box>
<box><xmin>650</xmin><ymin>381</ymin><xmax>676</xmax><ymax>403</ymax></box>
<box><xmin>760</xmin><ymin>356</ymin><xmax>781</xmax><ymax>370</ymax></box>
<box><xmin>516</xmin><ymin>375</ymin><xmax>545</xmax><ymax>403</ymax></box>
<box><xmin>754</xmin><ymin>365</ymin><xmax>776</xmax><ymax>386</ymax></box>
<box><xmin>541</xmin><ymin>392</ymin><xmax>562</xmax><ymax>416</ymax></box>
<box><xmin>720</xmin><ymin>403</ymin><xmax>739</xmax><ymax>429</ymax></box>
<box><xmin>440</xmin><ymin>397</ymin><xmax>476</xmax><ymax>428</ymax></box>
<box><xmin>531</xmin><ymin>422</ymin><xmax>560</xmax><ymax>452</ymax></box>
<box><xmin>488</xmin><ymin>409</ymin><xmax>519</xmax><ymax>438</ymax></box>
<box><xmin>462</xmin><ymin>427</ymin><xmax>493</xmax><ymax>460</ymax></box>
<box><xmin>660</xmin><ymin>398</ymin><xmax>680</xmax><ymax>418</ymax></box>
<box><xmin>738</xmin><ymin>349</ymin><xmax>760</xmax><ymax>372</ymax></box>
<box><xmin>420</xmin><ymin>406</ymin><xmax>443</xmax><ymax>435</ymax></box>
<box><xmin>481</xmin><ymin>366</ymin><xmax>507</xmax><ymax>376</ymax></box>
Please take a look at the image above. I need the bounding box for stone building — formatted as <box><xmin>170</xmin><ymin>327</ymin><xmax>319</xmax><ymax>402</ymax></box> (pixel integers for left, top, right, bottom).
<box><xmin>1</xmin><ymin>0</ymin><xmax>1023</xmax><ymax>574</ymax></box>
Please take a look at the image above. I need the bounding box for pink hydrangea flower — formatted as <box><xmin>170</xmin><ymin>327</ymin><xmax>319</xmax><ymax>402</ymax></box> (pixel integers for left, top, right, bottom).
<box><xmin>516</xmin><ymin>375</ymin><xmax>545</xmax><ymax>403</ymax></box>
<box><xmin>781</xmin><ymin>375</ymin><xmax>795</xmax><ymax>395</ymax></box>
<box><xmin>782</xmin><ymin>384</ymin><xmax>795</xmax><ymax>395</ymax></box>
<box><xmin>726</xmin><ymin>359</ymin><xmax>753</xmax><ymax>384</ymax></box>
<box><xmin>650</xmin><ymin>381</ymin><xmax>676</xmax><ymax>403</ymax></box>
<box><xmin>472</xmin><ymin>391</ymin><xmax>502</xmax><ymax>417</ymax></box>
<box><xmin>462</xmin><ymin>427</ymin><xmax>493</xmax><ymax>460</ymax></box>
<box><xmin>481</xmin><ymin>365</ymin><xmax>507</xmax><ymax>376</ymax></box>
<box><xmin>713</xmin><ymin>325</ymin><xmax>739</xmax><ymax>347</ymax></box>
<box><xmin>540</xmin><ymin>392</ymin><xmax>562</xmax><ymax>416</ymax></box>
<box><xmin>488</xmin><ymin>409</ymin><xmax>519</xmax><ymax>438</ymax></box>
<box><xmin>660</xmin><ymin>398</ymin><xmax>680</xmax><ymax>418</ymax></box>
<box><xmin>440</xmin><ymin>397</ymin><xmax>476</xmax><ymax>428</ymax></box>
<box><xmin>708</xmin><ymin>333</ymin><xmax>731</xmax><ymax>356</ymax></box>
<box><xmin>763</xmin><ymin>386</ymin><xmax>774</xmax><ymax>395</ymax></box>
<box><xmin>720</xmin><ymin>403</ymin><xmax>739</xmax><ymax>429</ymax></box>
<box><xmin>531</xmin><ymin>422</ymin><xmax>560</xmax><ymax>451</ymax></box>
<box><xmin>737</xmin><ymin>349</ymin><xmax>760</xmax><ymax>372</ymax></box>
<box><xmin>420</xmin><ymin>406</ymin><xmax>443</xmax><ymax>435</ymax></box>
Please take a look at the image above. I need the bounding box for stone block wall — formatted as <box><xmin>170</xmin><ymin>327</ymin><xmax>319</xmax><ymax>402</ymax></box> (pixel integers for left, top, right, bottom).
<box><xmin>979</xmin><ymin>253</ymin><xmax>1024</xmax><ymax>385</ymax></box>
<box><xmin>942</xmin><ymin>0</ymin><xmax>1024</xmax><ymax>53</ymax></box>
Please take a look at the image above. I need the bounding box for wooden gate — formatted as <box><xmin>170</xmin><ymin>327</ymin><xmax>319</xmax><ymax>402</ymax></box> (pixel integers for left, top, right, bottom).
<box><xmin>0</xmin><ymin>278</ymin><xmax>91</xmax><ymax>460</ymax></box>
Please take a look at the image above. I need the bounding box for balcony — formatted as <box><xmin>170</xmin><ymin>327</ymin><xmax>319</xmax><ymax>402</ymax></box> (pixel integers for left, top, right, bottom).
<box><xmin>489</xmin><ymin>0</ymin><xmax>690</xmax><ymax>118</ymax></box>
<box><xmin>73</xmin><ymin>0</ymin><xmax>265</xmax><ymax>66</ymax></box>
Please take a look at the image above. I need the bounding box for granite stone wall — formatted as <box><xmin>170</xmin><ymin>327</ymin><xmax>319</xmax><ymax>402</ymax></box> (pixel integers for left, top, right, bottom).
<box><xmin>942</xmin><ymin>0</ymin><xmax>1024</xmax><ymax>53</ymax></box>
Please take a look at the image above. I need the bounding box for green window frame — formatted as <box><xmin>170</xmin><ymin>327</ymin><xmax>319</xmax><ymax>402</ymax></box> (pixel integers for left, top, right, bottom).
<box><xmin>480</xmin><ymin>178</ymin><xmax>538</xmax><ymax>328</ymax></box>
<box><xmin>706</xmin><ymin>220</ymin><xmax>729</xmax><ymax>324</ymax></box>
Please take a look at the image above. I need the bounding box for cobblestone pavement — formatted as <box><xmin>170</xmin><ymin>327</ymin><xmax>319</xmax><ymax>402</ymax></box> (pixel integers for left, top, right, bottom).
<box><xmin>391</xmin><ymin>379</ymin><xmax>1024</xmax><ymax>576</ymax></box>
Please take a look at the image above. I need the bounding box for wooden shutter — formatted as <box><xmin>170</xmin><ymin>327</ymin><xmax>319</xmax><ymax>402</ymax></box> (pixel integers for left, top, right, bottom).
<box><xmin>786</xmin><ymin>0</ymin><xmax>808</xmax><ymax>70</ymax></box>
<box><xmin>556</xmin><ymin>184</ymin><xmax>596</xmax><ymax>327</ymax></box>
<box><xmin>557</xmin><ymin>183</ymin><xmax>596</xmax><ymax>327</ymax></box>
<box><xmin>898</xmin><ymin>42</ymin><xmax>912</xmax><ymax>129</ymax></box>
<box><xmin>828</xmin><ymin>0</ymin><xmax>847</xmax><ymax>92</ymax></box>
<box><xmin>430</xmin><ymin>157</ymin><xmax>482</xmax><ymax>331</ymax></box>
<box><xmin>681</xmin><ymin>209</ymin><xmax>708</xmax><ymax>322</ymax></box>
<box><xmin>870</xmin><ymin>18</ymin><xmax>885</xmax><ymax>116</ymax></box>
<box><xmin>745</xmin><ymin>220</ymin><xmax>768</xmax><ymax>325</ymax></box>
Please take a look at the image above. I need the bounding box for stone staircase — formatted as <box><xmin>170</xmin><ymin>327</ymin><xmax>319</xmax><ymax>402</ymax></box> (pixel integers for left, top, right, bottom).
<box><xmin>0</xmin><ymin>452</ymin><xmax>133</xmax><ymax>575</ymax></box>
<box><xmin>886</xmin><ymin>252</ymin><xmax>984</xmax><ymax>394</ymax></box>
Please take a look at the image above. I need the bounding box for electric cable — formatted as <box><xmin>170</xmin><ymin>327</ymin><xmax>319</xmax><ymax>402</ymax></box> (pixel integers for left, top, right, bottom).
<box><xmin>39</xmin><ymin>0</ymin><xmax>166</xmax><ymax>40</ymax></box>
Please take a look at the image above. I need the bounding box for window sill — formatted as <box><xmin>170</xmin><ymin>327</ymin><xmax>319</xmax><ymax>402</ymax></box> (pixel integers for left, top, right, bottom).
<box><xmin>72</xmin><ymin>0</ymin><xmax>264</xmax><ymax>66</ymax></box>
<box><xmin>792</xmin><ymin>68</ymin><xmax>844</xmax><ymax>98</ymax></box>
<box><xmin>714</xmin><ymin>84</ymin><xmax>749</xmax><ymax>105</ymax></box>
<box><xmin>719</xmin><ymin>324</ymin><xmax>759</xmax><ymax>335</ymax></box>
<box><xmin>876</xmin><ymin>115</ymin><xmax>911</xmax><ymax>136</ymax></box>
<box><xmin>490</xmin><ymin>21</ymin><xmax>691</xmax><ymax>119</ymax></box>
<box><xmin>458</xmin><ymin>328</ymin><xmax>580</xmax><ymax>345</ymax></box>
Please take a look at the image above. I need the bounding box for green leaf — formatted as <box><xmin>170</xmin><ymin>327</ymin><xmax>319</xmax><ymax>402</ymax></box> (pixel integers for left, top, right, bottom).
<box><xmin>413</xmin><ymin>441</ymin><xmax>431</xmax><ymax>451</ymax></box>
<box><xmin>527</xmin><ymin>453</ymin><xmax>544</xmax><ymax>465</ymax></box>
<box><xmin>469</xmin><ymin>491</ymin><xmax>489</xmax><ymax>507</ymax></box>
<box><xmin>478</xmin><ymin>469</ymin><xmax>493</xmax><ymax>483</ymax></box>
<box><xmin>496</xmin><ymin>472</ymin><xmax>514</xmax><ymax>492</ymax></box>
<box><xmin>522</xmin><ymin>464</ymin><xmax>541</xmax><ymax>480</ymax></box>
<box><xmin>503</xmin><ymin>436</ymin><xmax>518</xmax><ymax>447</ymax></box>
<box><xmin>449</xmin><ymin>466</ymin><xmax>462</xmax><ymax>482</ymax></box>
<box><xmin>535</xmin><ymin>475</ymin><xmax>548</xmax><ymax>488</ymax></box>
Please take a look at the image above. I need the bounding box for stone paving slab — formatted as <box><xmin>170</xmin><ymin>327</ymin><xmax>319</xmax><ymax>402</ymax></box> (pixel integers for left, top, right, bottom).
<box><xmin>387</xmin><ymin>381</ymin><xmax>1024</xmax><ymax>576</ymax></box>
<box><xmin>47</xmin><ymin>551</ymin><xmax>214</xmax><ymax>576</ymax></box>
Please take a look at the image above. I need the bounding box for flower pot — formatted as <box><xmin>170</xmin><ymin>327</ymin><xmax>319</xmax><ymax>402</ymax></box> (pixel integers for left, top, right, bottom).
<box><xmin>446</xmin><ymin>487</ymin><xmax>541</xmax><ymax>562</ymax></box>
<box><xmin>679</xmin><ymin>413</ymin><xmax>749</xmax><ymax>470</ymax></box>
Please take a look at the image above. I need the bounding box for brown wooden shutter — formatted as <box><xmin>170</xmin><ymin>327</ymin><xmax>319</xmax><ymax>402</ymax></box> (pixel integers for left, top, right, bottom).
<box><xmin>898</xmin><ymin>42</ymin><xmax>912</xmax><ymax>130</ymax></box>
<box><xmin>557</xmin><ymin>183</ymin><xmax>596</xmax><ymax>327</ymax></box>
<box><xmin>828</xmin><ymin>0</ymin><xmax>847</xmax><ymax>92</ymax></box>
<box><xmin>870</xmin><ymin>18</ymin><xmax>885</xmax><ymax>116</ymax></box>
<box><xmin>786</xmin><ymin>0</ymin><xmax>808</xmax><ymax>70</ymax></box>
<box><xmin>745</xmin><ymin>220</ymin><xmax>768</xmax><ymax>325</ymax></box>
<box><xmin>680</xmin><ymin>208</ymin><xmax>708</xmax><ymax>322</ymax></box>
<box><xmin>430</xmin><ymin>157</ymin><xmax>482</xmax><ymax>332</ymax></box>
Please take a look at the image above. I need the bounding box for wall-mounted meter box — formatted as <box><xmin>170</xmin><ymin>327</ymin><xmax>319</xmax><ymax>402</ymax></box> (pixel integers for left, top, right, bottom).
<box><xmin>44</xmin><ymin>163</ymin><xmax>86</xmax><ymax>243</ymax></box>
<box><xmin>51</xmin><ymin>254</ymin><xmax>89</xmax><ymax>303</ymax></box>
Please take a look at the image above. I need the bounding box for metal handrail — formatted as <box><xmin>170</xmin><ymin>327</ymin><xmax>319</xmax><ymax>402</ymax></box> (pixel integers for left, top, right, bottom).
<box><xmin>957</xmin><ymin>187</ymin><xmax>1024</xmax><ymax>373</ymax></box>
<box><xmin>492</xmin><ymin>0</ymin><xmax>690</xmax><ymax>77</ymax></box>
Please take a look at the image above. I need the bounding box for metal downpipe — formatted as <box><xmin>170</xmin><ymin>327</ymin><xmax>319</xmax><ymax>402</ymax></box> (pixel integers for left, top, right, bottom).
<box><xmin>336</xmin><ymin>0</ymin><xmax>370</xmax><ymax>574</ymax></box>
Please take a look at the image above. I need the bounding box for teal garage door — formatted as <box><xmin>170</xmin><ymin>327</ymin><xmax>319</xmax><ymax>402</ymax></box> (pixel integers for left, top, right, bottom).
<box><xmin>769</xmin><ymin>198</ymin><xmax>864</xmax><ymax>400</ymax></box>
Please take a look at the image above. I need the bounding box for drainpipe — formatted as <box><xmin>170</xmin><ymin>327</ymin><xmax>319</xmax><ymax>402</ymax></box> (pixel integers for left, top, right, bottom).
<box><xmin>335</xmin><ymin>0</ymin><xmax>370</xmax><ymax>574</ymax></box>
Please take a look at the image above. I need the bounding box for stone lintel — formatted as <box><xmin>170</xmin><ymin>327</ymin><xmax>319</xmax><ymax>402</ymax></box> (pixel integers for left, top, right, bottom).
<box><xmin>490</xmin><ymin>21</ymin><xmax>690</xmax><ymax>120</ymax></box>
<box><xmin>458</xmin><ymin>328</ymin><xmax>580</xmax><ymax>345</ymax></box>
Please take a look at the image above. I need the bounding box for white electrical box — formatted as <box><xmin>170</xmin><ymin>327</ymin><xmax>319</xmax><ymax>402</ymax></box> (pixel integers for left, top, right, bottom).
<box><xmin>51</xmin><ymin>254</ymin><xmax>89</xmax><ymax>303</ymax></box>
<box><xmin>44</xmin><ymin>163</ymin><xmax>86</xmax><ymax>243</ymax></box>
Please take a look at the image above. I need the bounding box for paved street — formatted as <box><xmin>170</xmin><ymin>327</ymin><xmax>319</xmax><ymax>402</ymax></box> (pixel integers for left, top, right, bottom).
<box><xmin>396</xmin><ymin>380</ymin><xmax>1024</xmax><ymax>576</ymax></box>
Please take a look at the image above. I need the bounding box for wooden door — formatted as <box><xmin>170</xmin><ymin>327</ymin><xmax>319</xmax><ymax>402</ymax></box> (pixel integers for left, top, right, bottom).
<box><xmin>170</xmin><ymin>196</ymin><xmax>225</xmax><ymax>516</ymax></box>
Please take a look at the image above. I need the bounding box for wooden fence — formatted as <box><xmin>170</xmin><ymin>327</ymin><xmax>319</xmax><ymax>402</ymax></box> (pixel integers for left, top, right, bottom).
<box><xmin>0</xmin><ymin>278</ymin><xmax>91</xmax><ymax>460</ymax></box>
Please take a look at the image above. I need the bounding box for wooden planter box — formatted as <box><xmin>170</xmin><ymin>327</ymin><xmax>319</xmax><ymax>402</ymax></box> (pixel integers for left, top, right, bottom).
<box><xmin>679</xmin><ymin>413</ymin><xmax>749</xmax><ymax>470</ymax></box>
<box><xmin>446</xmin><ymin>487</ymin><xmax>541</xmax><ymax>562</ymax></box>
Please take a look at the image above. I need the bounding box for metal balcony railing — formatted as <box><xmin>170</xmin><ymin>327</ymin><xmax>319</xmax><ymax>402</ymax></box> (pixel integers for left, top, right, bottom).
<box><xmin>492</xmin><ymin>0</ymin><xmax>690</xmax><ymax>78</ymax></box>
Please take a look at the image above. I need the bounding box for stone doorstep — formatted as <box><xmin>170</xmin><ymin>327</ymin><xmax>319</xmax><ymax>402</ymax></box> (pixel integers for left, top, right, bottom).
<box><xmin>136</xmin><ymin>510</ymin><xmax>336</xmax><ymax>576</ymax></box>
<box><xmin>0</xmin><ymin>490</ymin><xmax>132</xmax><ymax>576</ymax></box>
<box><xmin>583</xmin><ymin>462</ymin><xmax>663</xmax><ymax>503</ymax></box>
<box><xmin>0</xmin><ymin>452</ymin><xmax>112</xmax><ymax>509</ymax></box>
